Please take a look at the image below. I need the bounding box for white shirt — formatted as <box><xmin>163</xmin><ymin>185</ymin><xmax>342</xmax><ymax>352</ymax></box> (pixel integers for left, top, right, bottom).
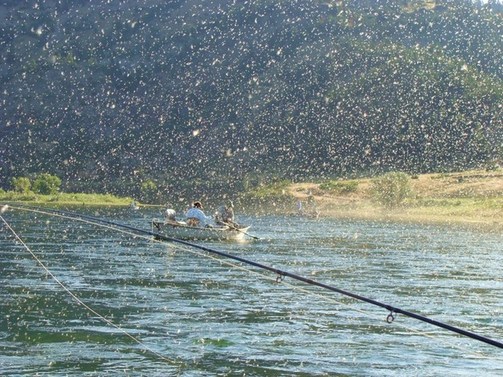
<box><xmin>185</xmin><ymin>207</ymin><xmax>212</xmax><ymax>226</ymax></box>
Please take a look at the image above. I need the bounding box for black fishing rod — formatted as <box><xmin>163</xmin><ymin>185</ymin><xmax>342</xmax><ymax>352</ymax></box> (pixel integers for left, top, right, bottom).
<box><xmin>5</xmin><ymin>204</ymin><xmax>503</xmax><ymax>350</ymax></box>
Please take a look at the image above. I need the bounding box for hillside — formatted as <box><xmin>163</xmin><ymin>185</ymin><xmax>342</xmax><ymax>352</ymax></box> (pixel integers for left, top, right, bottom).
<box><xmin>286</xmin><ymin>170</ymin><xmax>503</xmax><ymax>229</ymax></box>
<box><xmin>1</xmin><ymin>0</ymin><xmax>502</xmax><ymax>200</ymax></box>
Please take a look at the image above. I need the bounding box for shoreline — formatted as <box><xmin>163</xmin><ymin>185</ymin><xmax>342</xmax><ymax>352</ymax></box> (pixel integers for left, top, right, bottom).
<box><xmin>288</xmin><ymin>200</ymin><xmax>503</xmax><ymax>232</ymax></box>
<box><xmin>321</xmin><ymin>210</ymin><xmax>503</xmax><ymax>232</ymax></box>
<box><xmin>2</xmin><ymin>169</ymin><xmax>502</xmax><ymax>232</ymax></box>
<box><xmin>3</xmin><ymin>199</ymin><xmax>502</xmax><ymax>232</ymax></box>
<box><xmin>248</xmin><ymin>204</ymin><xmax>503</xmax><ymax>232</ymax></box>
<box><xmin>278</xmin><ymin>169</ymin><xmax>503</xmax><ymax>232</ymax></box>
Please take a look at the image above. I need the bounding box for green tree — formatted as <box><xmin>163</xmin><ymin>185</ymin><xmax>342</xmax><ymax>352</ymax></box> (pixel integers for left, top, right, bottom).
<box><xmin>11</xmin><ymin>177</ymin><xmax>31</xmax><ymax>193</ymax></box>
<box><xmin>140</xmin><ymin>179</ymin><xmax>157</xmax><ymax>203</ymax></box>
<box><xmin>32</xmin><ymin>173</ymin><xmax>62</xmax><ymax>195</ymax></box>
<box><xmin>370</xmin><ymin>172</ymin><xmax>412</xmax><ymax>208</ymax></box>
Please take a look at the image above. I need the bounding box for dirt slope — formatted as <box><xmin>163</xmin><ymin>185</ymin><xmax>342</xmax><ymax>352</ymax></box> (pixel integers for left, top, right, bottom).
<box><xmin>286</xmin><ymin>170</ymin><xmax>503</xmax><ymax>229</ymax></box>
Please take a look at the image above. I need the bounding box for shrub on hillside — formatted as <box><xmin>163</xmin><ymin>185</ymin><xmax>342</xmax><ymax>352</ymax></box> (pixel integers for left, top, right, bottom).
<box><xmin>319</xmin><ymin>180</ymin><xmax>358</xmax><ymax>194</ymax></box>
<box><xmin>32</xmin><ymin>173</ymin><xmax>61</xmax><ymax>195</ymax></box>
<box><xmin>11</xmin><ymin>177</ymin><xmax>31</xmax><ymax>193</ymax></box>
<box><xmin>370</xmin><ymin>172</ymin><xmax>412</xmax><ymax>208</ymax></box>
<box><xmin>140</xmin><ymin>179</ymin><xmax>158</xmax><ymax>203</ymax></box>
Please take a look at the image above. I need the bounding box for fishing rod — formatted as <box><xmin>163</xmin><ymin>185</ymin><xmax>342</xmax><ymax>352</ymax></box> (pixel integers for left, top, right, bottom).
<box><xmin>5</xmin><ymin>204</ymin><xmax>503</xmax><ymax>350</ymax></box>
<box><xmin>222</xmin><ymin>221</ymin><xmax>260</xmax><ymax>240</ymax></box>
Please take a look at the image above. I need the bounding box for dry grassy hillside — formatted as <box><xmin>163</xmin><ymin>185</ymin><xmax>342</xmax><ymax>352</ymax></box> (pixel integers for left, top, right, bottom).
<box><xmin>286</xmin><ymin>170</ymin><xmax>503</xmax><ymax>229</ymax></box>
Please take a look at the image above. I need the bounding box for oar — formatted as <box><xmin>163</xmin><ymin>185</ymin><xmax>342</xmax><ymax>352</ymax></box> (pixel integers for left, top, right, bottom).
<box><xmin>224</xmin><ymin>221</ymin><xmax>260</xmax><ymax>240</ymax></box>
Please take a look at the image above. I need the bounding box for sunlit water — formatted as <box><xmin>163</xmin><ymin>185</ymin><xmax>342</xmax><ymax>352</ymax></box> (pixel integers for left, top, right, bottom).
<box><xmin>1</xmin><ymin>207</ymin><xmax>502</xmax><ymax>376</ymax></box>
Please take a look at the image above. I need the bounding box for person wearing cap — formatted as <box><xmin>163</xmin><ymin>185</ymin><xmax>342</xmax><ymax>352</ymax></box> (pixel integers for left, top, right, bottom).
<box><xmin>165</xmin><ymin>207</ymin><xmax>177</xmax><ymax>222</ymax></box>
<box><xmin>215</xmin><ymin>201</ymin><xmax>238</xmax><ymax>227</ymax></box>
<box><xmin>185</xmin><ymin>201</ymin><xmax>213</xmax><ymax>227</ymax></box>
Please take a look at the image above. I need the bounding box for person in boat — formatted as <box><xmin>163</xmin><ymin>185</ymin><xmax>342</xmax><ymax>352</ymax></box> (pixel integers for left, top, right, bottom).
<box><xmin>165</xmin><ymin>207</ymin><xmax>177</xmax><ymax>222</ymax></box>
<box><xmin>215</xmin><ymin>201</ymin><xmax>239</xmax><ymax>227</ymax></box>
<box><xmin>185</xmin><ymin>201</ymin><xmax>214</xmax><ymax>227</ymax></box>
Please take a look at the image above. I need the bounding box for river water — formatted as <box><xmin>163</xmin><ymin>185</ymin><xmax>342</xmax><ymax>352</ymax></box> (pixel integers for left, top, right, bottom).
<box><xmin>1</xmin><ymin>206</ymin><xmax>502</xmax><ymax>376</ymax></box>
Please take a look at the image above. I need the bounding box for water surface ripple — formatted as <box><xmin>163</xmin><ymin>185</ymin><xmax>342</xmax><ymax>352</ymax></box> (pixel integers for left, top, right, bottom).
<box><xmin>1</xmin><ymin>208</ymin><xmax>502</xmax><ymax>376</ymax></box>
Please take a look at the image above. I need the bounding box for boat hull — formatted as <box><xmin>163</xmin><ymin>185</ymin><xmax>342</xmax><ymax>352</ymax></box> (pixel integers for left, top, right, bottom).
<box><xmin>152</xmin><ymin>220</ymin><xmax>250</xmax><ymax>241</ymax></box>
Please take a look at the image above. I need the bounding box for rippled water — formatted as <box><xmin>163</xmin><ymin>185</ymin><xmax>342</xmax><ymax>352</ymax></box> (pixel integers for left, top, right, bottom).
<box><xmin>1</xmin><ymin>206</ymin><xmax>502</xmax><ymax>376</ymax></box>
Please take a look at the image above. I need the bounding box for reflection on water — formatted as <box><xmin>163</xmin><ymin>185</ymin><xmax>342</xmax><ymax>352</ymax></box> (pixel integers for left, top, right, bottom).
<box><xmin>1</xmin><ymin>207</ymin><xmax>502</xmax><ymax>376</ymax></box>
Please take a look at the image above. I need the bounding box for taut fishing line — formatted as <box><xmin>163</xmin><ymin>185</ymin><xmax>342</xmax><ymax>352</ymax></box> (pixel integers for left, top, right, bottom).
<box><xmin>0</xmin><ymin>209</ymin><xmax>183</xmax><ymax>367</ymax></box>
<box><xmin>3</xmin><ymin>204</ymin><xmax>503</xmax><ymax>352</ymax></box>
<box><xmin>130</xmin><ymin>225</ymin><xmax>492</xmax><ymax>358</ymax></box>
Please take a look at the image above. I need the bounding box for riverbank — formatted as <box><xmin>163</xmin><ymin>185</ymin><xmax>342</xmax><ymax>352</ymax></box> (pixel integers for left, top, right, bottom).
<box><xmin>284</xmin><ymin>170</ymin><xmax>503</xmax><ymax>231</ymax></box>
<box><xmin>0</xmin><ymin>192</ymin><xmax>135</xmax><ymax>206</ymax></box>
<box><xmin>2</xmin><ymin>170</ymin><xmax>502</xmax><ymax>230</ymax></box>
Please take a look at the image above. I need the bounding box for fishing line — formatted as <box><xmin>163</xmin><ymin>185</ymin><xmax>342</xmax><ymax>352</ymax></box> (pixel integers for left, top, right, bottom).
<box><xmin>193</xmin><ymin>247</ymin><xmax>497</xmax><ymax>359</ymax></box>
<box><xmin>134</xmin><ymin>231</ymin><xmax>464</xmax><ymax>354</ymax></box>
<box><xmin>0</xmin><ymin>211</ymin><xmax>184</xmax><ymax>367</ymax></box>
<box><xmin>2</xmin><ymin>205</ymin><xmax>499</xmax><ymax>361</ymax></box>
<box><xmin>4</xmin><ymin>204</ymin><xmax>503</xmax><ymax>351</ymax></box>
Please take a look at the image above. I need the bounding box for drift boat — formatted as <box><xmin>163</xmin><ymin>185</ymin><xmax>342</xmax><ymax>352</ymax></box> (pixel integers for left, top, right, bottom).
<box><xmin>151</xmin><ymin>219</ymin><xmax>251</xmax><ymax>241</ymax></box>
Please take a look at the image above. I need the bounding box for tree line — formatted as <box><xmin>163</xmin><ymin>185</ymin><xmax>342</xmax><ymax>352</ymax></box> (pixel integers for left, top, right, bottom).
<box><xmin>0</xmin><ymin>0</ymin><xmax>501</xmax><ymax>199</ymax></box>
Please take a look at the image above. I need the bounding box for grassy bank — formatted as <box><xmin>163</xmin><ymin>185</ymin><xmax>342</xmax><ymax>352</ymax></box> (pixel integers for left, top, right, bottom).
<box><xmin>245</xmin><ymin>169</ymin><xmax>503</xmax><ymax>230</ymax></box>
<box><xmin>0</xmin><ymin>191</ymin><xmax>135</xmax><ymax>206</ymax></box>
<box><xmin>2</xmin><ymin>169</ymin><xmax>502</xmax><ymax>230</ymax></box>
